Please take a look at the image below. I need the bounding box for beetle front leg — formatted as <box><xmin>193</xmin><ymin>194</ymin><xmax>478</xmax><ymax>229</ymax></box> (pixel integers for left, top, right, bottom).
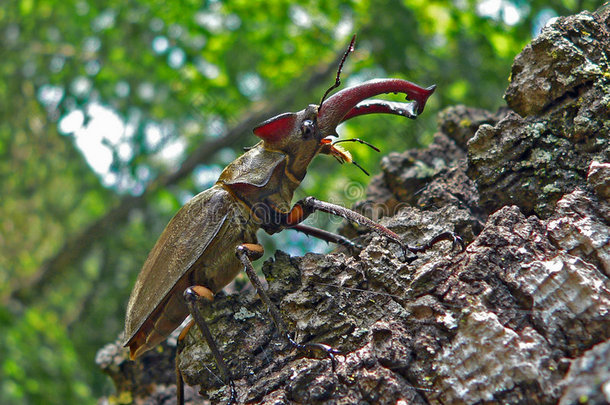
<box><xmin>291</xmin><ymin>223</ymin><xmax>363</xmax><ymax>252</ymax></box>
<box><xmin>236</xmin><ymin>243</ymin><xmax>340</xmax><ymax>369</ymax></box>
<box><xmin>183</xmin><ymin>285</ymin><xmax>237</xmax><ymax>405</ymax></box>
<box><xmin>285</xmin><ymin>196</ymin><xmax>464</xmax><ymax>260</ymax></box>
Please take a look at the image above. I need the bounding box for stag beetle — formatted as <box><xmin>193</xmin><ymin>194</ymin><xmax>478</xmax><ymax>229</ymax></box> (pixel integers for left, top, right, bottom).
<box><xmin>123</xmin><ymin>36</ymin><xmax>462</xmax><ymax>404</ymax></box>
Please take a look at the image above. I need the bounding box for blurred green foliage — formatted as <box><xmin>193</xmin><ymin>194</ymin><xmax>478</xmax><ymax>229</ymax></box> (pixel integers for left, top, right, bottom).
<box><xmin>0</xmin><ymin>0</ymin><xmax>602</xmax><ymax>403</ymax></box>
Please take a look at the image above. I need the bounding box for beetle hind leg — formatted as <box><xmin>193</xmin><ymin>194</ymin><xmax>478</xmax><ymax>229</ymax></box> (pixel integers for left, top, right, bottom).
<box><xmin>182</xmin><ymin>285</ymin><xmax>237</xmax><ymax>405</ymax></box>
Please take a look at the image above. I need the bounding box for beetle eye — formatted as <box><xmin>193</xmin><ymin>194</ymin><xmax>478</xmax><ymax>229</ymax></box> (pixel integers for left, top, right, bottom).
<box><xmin>301</xmin><ymin>120</ymin><xmax>314</xmax><ymax>139</ymax></box>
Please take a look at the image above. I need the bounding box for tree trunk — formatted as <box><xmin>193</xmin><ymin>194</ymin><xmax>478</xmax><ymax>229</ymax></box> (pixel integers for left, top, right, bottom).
<box><xmin>97</xmin><ymin>8</ymin><xmax>610</xmax><ymax>405</ymax></box>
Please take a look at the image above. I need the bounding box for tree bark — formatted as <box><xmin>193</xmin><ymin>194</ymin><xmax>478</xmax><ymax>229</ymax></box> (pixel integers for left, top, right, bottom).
<box><xmin>98</xmin><ymin>8</ymin><xmax>610</xmax><ymax>405</ymax></box>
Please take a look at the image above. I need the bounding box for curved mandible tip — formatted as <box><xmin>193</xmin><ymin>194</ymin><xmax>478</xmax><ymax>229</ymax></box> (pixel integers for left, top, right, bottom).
<box><xmin>317</xmin><ymin>79</ymin><xmax>435</xmax><ymax>134</ymax></box>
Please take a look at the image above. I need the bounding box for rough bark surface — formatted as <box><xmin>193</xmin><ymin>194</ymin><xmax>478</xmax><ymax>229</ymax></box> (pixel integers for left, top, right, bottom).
<box><xmin>98</xmin><ymin>8</ymin><xmax>610</xmax><ymax>405</ymax></box>
<box><xmin>472</xmin><ymin>9</ymin><xmax>610</xmax><ymax>218</ymax></box>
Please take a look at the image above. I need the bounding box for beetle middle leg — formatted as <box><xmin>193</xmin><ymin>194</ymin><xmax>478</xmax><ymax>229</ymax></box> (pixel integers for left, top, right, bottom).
<box><xmin>182</xmin><ymin>285</ymin><xmax>237</xmax><ymax>405</ymax></box>
<box><xmin>236</xmin><ymin>243</ymin><xmax>341</xmax><ymax>368</ymax></box>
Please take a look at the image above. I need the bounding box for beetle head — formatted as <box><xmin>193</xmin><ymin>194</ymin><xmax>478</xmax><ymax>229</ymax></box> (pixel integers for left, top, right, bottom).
<box><xmin>253</xmin><ymin>104</ymin><xmax>323</xmax><ymax>150</ymax></box>
<box><xmin>253</xmin><ymin>35</ymin><xmax>436</xmax><ymax>176</ymax></box>
<box><xmin>253</xmin><ymin>104</ymin><xmax>324</xmax><ymax>180</ymax></box>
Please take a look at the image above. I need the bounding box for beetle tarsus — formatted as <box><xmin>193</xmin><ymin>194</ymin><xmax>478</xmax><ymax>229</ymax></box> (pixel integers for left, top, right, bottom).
<box><xmin>398</xmin><ymin>231</ymin><xmax>464</xmax><ymax>262</ymax></box>
<box><xmin>407</xmin><ymin>231</ymin><xmax>465</xmax><ymax>254</ymax></box>
<box><xmin>285</xmin><ymin>333</ymin><xmax>341</xmax><ymax>372</ymax></box>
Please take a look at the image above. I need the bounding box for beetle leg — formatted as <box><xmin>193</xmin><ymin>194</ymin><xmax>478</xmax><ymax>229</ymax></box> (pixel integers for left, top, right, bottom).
<box><xmin>236</xmin><ymin>243</ymin><xmax>341</xmax><ymax>370</ymax></box>
<box><xmin>406</xmin><ymin>231</ymin><xmax>465</xmax><ymax>254</ymax></box>
<box><xmin>176</xmin><ymin>320</ymin><xmax>195</xmax><ymax>405</ymax></box>
<box><xmin>290</xmin><ymin>223</ymin><xmax>363</xmax><ymax>252</ymax></box>
<box><xmin>183</xmin><ymin>285</ymin><xmax>237</xmax><ymax>405</ymax></box>
<box><xmin>284</xmin><ymin>197</ymin><xmax>464</xmax><ymax>260</ymax></box>
<box><xmin>236</xmin><ymin>244</ymin><xmax>286</xmax><ymax>330</ymax></box>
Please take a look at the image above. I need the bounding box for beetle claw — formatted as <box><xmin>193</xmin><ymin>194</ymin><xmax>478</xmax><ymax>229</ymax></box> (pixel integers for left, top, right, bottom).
<box><xmin>284</xmin><ymin>333</ymin><xmax>341</xmax><ymax>371</ymax></box>
<box><xmin>400</xmin><ymin>231</ymin><xmax>466</xmax><ymax>261</ymax></box>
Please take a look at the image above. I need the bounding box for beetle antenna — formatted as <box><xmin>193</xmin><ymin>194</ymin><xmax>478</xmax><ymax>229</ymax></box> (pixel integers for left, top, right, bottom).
<box><xmin>352</xmin><ymin>160</ymin><xmax>370</xmax><ymax>176</ymax></box>
<box><xmin>319</xmin><ymin>34</ymin><xmax>356</xmax><ymax>109</ymax></box>
<box><xmin>332</xmin><ymin>138</ymin><xmax>380</xmax><ymax>152</ymax></box>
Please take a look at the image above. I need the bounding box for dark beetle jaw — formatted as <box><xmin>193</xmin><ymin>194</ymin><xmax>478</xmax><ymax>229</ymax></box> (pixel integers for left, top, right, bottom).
<box><xmin>252</xmin><ymin>80</ymin><xmax>436</xmax><ymax>145</ymax></box>
<box><xmin>317</xmin><ymin>79</ymin><xmax>436</xmax><ymax>135</ymax></box>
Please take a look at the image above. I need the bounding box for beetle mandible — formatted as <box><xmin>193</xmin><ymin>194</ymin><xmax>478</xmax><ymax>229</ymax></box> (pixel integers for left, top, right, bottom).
<box><xmin>123</xmin><ymin>36</ymin><xmax>462</xmax><ymax>404</ymax></box>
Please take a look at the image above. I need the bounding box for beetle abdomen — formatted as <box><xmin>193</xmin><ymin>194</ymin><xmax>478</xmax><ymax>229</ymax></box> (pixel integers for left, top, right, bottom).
<box><xmin>123</xmin><ymin>185</ymin><xmax>258</xmax><ymax>358</ymax></box>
